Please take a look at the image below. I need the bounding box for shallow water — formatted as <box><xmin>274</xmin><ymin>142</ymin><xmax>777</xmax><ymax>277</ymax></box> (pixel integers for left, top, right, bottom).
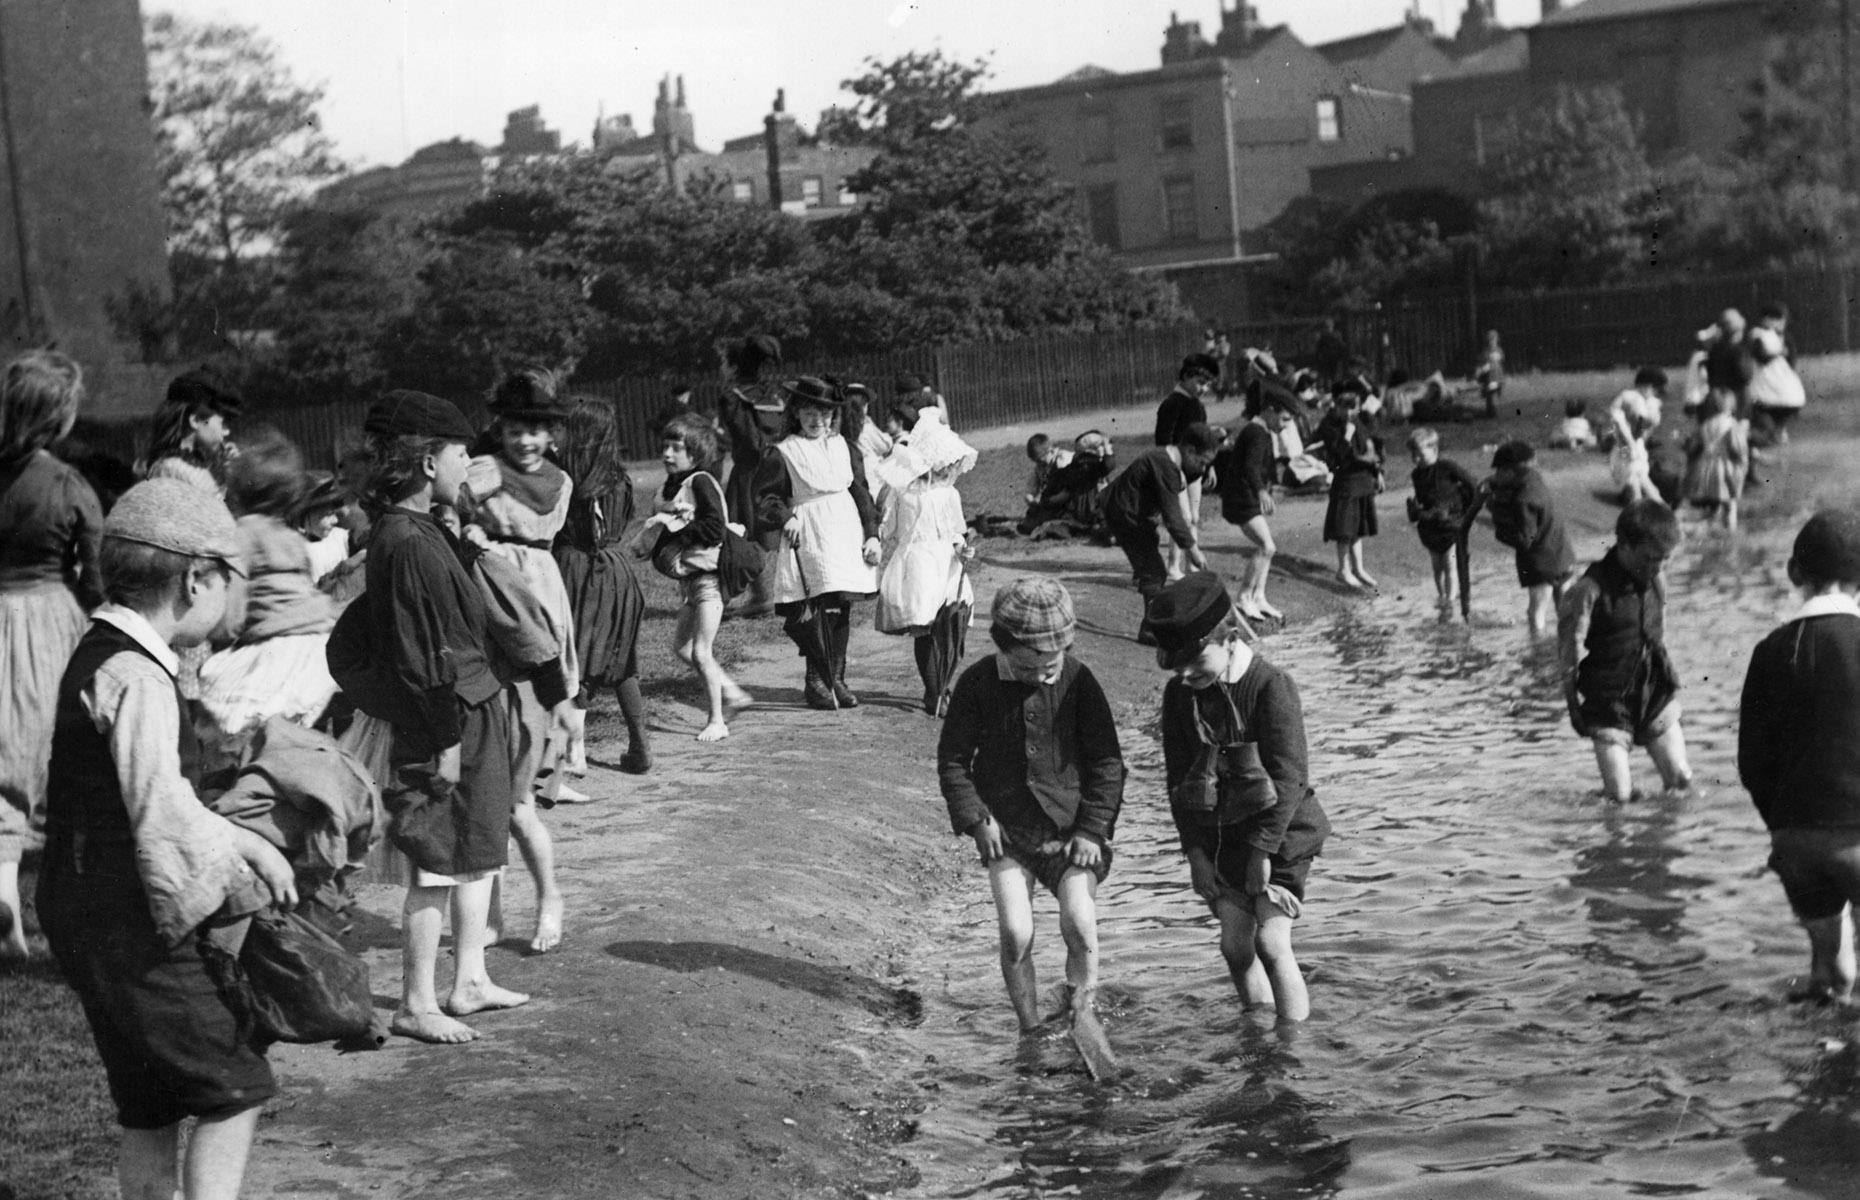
<box><xmin>897</xmin><ymin>527</ymin><xmax>1860</xmax><ymax>1199</ymax></box>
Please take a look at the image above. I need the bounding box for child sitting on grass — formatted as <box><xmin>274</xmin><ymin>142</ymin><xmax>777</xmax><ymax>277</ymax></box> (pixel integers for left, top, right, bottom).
<box><xmin>1559</xmin><ymin>499</ymin><xmax>1692</xmax><ymax>803</ymax></box>
<box><xmin>1487</xmin><ymin>440</ymin><xmax>1575</xmax><ymax>637</ymax></box>
<box><xmin>1406</xmin><ymin>427</ymin><xmax>1481</xmax><ymax>612</ymax></box>
<box><xmin>37</xmin><ymin>478</ymin><xmax>297</xmax><ymax>1200</ymax></box>
<box><xmin>1146</xmin><ymin>571</ymin><xmax>1329</xmax><ymax>1022</ymax></box>
<box><xmin>938</xmin><ymin>577</ymin><xmax>1126</xmax><ymax>1032</ymax></box>
<box><xmin>1549</xmin><ymin>399</ymin><xmax>1597</xmax><ymax>451</ymax></box>
<box><xmin>1739</xmin><ymin>510</ymin><xmax>1860</xmax><ymax>1006</ymax></box>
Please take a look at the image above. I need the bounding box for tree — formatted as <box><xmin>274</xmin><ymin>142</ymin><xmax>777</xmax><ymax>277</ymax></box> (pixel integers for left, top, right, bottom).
<box><xmin>1256</xmin><ymin>190</ymin><xmax>1466</xmax><ymax>312</ymax></box>
<box><xmin>818</xmin><ymin>51</ymin><xmax>993</xmax><ymax>146</ymax></box>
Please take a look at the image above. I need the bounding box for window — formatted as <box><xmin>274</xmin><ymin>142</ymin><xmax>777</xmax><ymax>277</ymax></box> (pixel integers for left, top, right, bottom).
<box><xmin>731</xmin><ymin>180</ymin><xmax>754</xmax><ymax>203</ymax></box>
<box><xmin>1158</xmin><ymin>97</ymin><xmax>1193</xmax><ymax>152</ymax></box>
<box><xmin>801</xmin><ymin>176</ymin><xmax>823</xmax><ymax>206</ymax></box>
<box><xmin>1083</xmin><ymin>184</ymin><xmax>1120</xmax><ymax>249</ymax></box>
<box><xmin>1162</xmin><ymin>174</ymin><xmax>1196</xmax><ymax>241</ymax></box>
<box><xmin>1316</xmin><ymin>96</ymin><xmax>1341</xmax><ymax>143</ymax></box>
<box><xmin>836</xmin><ymin>181</ymin><xmax>858</xmax><ymax>207</ymax></box>
<box><xmin>1079</xmin><ymin>109</ymin><xmax>1114</xmax><ymax>164</ymax></box>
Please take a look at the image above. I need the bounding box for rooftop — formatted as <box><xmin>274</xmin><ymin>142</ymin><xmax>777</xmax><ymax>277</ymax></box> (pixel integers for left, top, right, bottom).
<box><xmin>1539</xmin><ymin>0</ymin><xmax>1761</xmax><ymax>27</ymax></box>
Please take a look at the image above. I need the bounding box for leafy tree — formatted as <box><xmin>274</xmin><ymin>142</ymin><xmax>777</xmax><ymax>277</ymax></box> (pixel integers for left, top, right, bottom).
<box><xmin>1256</xmin><ymin>191</ymin><xmax>1464</xmax><ymax>312</ymax></box>
<box><xmin>818</xmin><ymin>51</ymin><xmax>994</xmax><ymax>146</ymax></box>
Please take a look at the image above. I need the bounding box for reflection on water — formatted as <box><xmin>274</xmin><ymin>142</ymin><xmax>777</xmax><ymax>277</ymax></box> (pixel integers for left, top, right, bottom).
<box><xmin>897</xmin><ymin>532</ymin><xmax>1860</xmax><ymax>1199</ymax></box>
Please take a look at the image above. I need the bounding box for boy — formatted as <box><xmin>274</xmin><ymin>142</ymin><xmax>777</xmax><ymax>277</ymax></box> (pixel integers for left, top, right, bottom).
<box><xmin>937</xmin><ymin>578</ymin><xmax>1126</xmax><ymax>1035</ymax></box>
<box><xmin>1155</xmin><ymin>356</ymin><xmax>1221</xmax><ymax>576</ymax></box>
<box><xmin>1739</xmin><ymin>510</ymin><xmax>1860</xmax><ymax>1004</ymax></box>
<box><xmin>1146</xmin><ymin>572</ymin><xmax>1329</xmax><ymax>1021</ymax></box>
<box><xmin>1104</xmin><ymin>422</ymin><xmax>1222</xmax><ymax>642</ymax></box>
<box><xmin>1486</xmin><ymin>440</ymin><xmax>1575</xmax><ymax>636</ymax></box>
<box><xmin>333</xmin><ymin>389</ymin><xmax>529</xmax><ymax>1043</ymax></box>
<box><xmin>1017</xmin><ymin>433</ymin><xmax>1075</xmax><ymax>535</ymax></box>
<box><xmin>1558</xmin><ymin>499</ymin><xmax>1692</xmax><ymax>803</ymax></box>
<box><xmin>1406</xmin><ymin>427</ymin><xmax>1481</xmax><ymax>612</ymax></box>
<box><xmin>1215</xmin><ymin>402</ymin><xmax>1284</xmax><ymax>621</ymax></box>
<box><xmin>37</xmin><ymin>479</ymin><xmax>297</xmax><ymax>1200</ymax></box>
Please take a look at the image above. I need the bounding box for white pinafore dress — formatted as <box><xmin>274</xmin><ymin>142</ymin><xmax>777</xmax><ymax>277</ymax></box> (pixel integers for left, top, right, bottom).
<box><xmin>770</xmin><ymin>436</ymin><xmax>876</xmax><ymax>603</ymax></box>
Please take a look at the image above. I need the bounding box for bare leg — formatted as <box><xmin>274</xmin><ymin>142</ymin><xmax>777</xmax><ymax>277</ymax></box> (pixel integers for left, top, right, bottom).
<box><xmin>118</xmin><ymin>1124</ymin><xmax>180</xmax><ymax>1200</ymax></box>
<box><xmin>1254</xmin><ymin>909</ymin><xmax>1309</xmax><ymax>1021</ymax></box>
<box><xmin>987</xmin><ymin>857</ymin><xmax>1042</xmax><ymax>1031</ymax></box>
<box><xmin>1210</xmin><ymin>892</ymin><xmax>1274</xmax><ymax>1007</ymax></box>
<box><xmin>1055</xmin><ymin>869</ymin><xmax>1101</xmax><ymax>997</ymax></box>
<box><xmin>1592</xmin><ymin>737</ymin><xmax>1635</xmax><ymax>803</ymax></box>
<box><xmin>1647</xmin><ymin>718</ymin><xmax>1693</xmax><ymax>792</ymax></box>
<box><xmin>1526</xmin><ymin>584</ymin><xmax>1554</xmax><ymax>636</ymax></box>
<box><xmin>509</xmin><ymin>794</ymin><xmax>563</xmax><ymax>953</ymax></box>
<box><xmin>690</xmin><ymin>592</ymin><xmax>740</xmax><ymax>741</ymax></box>
<box><xmin>182</xmin><ymin>1104</ymin><xmax>263</xmax><ymax>1200</ymax></box>
<box><xmin>1241</xmin><ymin>516</ymin><xmax>1279</xmax><ymax>617</ymax></box>
<box><xmin>1335</xmin><ymin>542</ymin><xmax>1361</xmax><ymax>588</ymax></box>
<box><xmin>447</xmin><ymin>873</ymin><xmax>529</xmax><ymax>1017</ymax></box>
<box><xmin>1348</xmin><ymin>539</ymin><xmax>1377</xmax><ymax>588</ymax></box>
<box><xmin>0</xmin><ymin>858</ymin><xmax>27</xmax><ymax>957</ymax></box>
<box><xmin>394</xmin><ymin>884</ymin><xmax>477</xmax><ymax>1043</ymax></box>
<box><xmin>1429</xmin><ymin>551</ymin><xmax>1453</xmax><ymax>605</ymax></box>
<box><xmin>1801</xmin><ymin>908</ymin><xmax>1858</xmax><ymax>1004</ymax></box>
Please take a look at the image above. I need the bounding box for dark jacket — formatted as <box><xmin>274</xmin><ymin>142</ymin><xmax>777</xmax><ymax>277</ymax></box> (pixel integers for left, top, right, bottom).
<box><xmin>1488</xmin><ymin>465</ymin><xmax>1574</xmax><ymax>584</ymax></box>
<box><xmin>1104</xmin><ymin>448</ymin><xmax>1195</xmax><ymax>546</ymax></box>
<box><xmin>1409</xmin><ymin>458</ymin><xmax>1480</xmax><ymax>551</ymax></box>
<box><xmin>1739</xmin><ymin>607</ymin><xmax>1860</xmax><ymax>829</ymax></box>
<box><xmin>0</xmin><ymin>448</ymin><xmax>104</xmax><ymax>608</ymax></box>
<box><xmin>1153</xmin><ymin>386</ymin><xmax>1207</xmax><ymax>447</ymax></box>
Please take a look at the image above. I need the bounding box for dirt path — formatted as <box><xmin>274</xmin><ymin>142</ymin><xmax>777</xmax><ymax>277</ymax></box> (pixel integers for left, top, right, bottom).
<box><xmin>238</xmin><ymin>399</ymin><xmax>1855</xmax><ymax>1200</ymax></box>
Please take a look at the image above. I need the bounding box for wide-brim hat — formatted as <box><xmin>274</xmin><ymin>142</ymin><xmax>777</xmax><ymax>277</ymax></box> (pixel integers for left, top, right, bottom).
<box><xmin>1180</xmin><ymin>353</ymin><xmax>1222</xmax><ymax>381</ymax></box>
<box><xmin>489</xmin><ymin>370</ymin><xmax>574</xmax><ymax>422</ymax></box>
<box><xmin>165</xmin><ymin>369</ymin><xmax>244</xmax><ymax>418</ymax></box>
<box><xmin>292</xmin><ymin>471</ymin><xmax>350</xmax><ymax>522</ymax></box>
<box><xmin>783</xmin><ymin>376</ymin><xmax>843</xmax><ymax>408</ymax></box>
<box><xmin>894</xmin><ymin>372</ymin><xmax>928</xmax><ymax>395</ymax></box>
<box><xmin>1145</xmin><ymin>571</ymin><xmax>1236</xmax><ymax>669</ymax></box>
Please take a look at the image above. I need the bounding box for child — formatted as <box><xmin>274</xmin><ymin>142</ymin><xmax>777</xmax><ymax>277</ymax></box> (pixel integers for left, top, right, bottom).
<box><xmin>638</xmin><ymin>412</ymin><xmax>752</xmax><ymax>740</ymax></box>
<box><xmin>142</xmin><ymin>369</ymin><xmax>242</xmax><ymax>490</ymax></box>
<box><xmin>1747</xmin><ymin>301</ymin><xmax>1806</xmax><ymax>445</ymax></box>
<box><xmin>335</xmin><ymin>389</ymin><xmax>529</xmax><ymax>1042</ymax></box>
<box><xmin>1215</xmin><ymin>402</ymin><xmax>1284</xmax><ymax>621</ymax></box>
<box><xmin>1103</xmin><ymin>422</ymin><xmax>1221</xmax><ymax>643</ymax></box>
<box><xmin>1476</xmin><ymin>329</ymin><xmax>1505</xmax><ymax>418</ymax></box>
<box><xmin>37</xmin><ymin>477</ymin><xmax>296</xmax><ymax>1197</ymax></box>
<box><xmin>554</xmin><ymin>397</ymin><xmax>653</xmax><ymax>773</ymax></box>
<box><xmin>1145</xmin><ymin>571</ymin><xmax>1329</xmax><ymax>1021</ymax></box>
<box><xmin>295</xmin><ymin>472</ymin><xmax>354</xmax><ymax>585</ymax></box>
<box><xmin>1739</xmin><ymin>509</ymin><xmax>1860</xmax><ymax>1004</ymax></box>
<box><xmin>937</xmin><ymin>577</ymin><xmax>1125</xmax><ymax>1031</ymax></box>
<box><xmin>1487</xmin><ymin>440</ymin><xmax>1575</xmax><ymax>636</ymax></box>
<box><xmin>1156</xmin><ymin>355</ymin><xmax>1220</xmax><ymax>578</ymax></box>
<box><xmin>1558</xmin><ymin>499</ymin><xmax>1692</xmax><ymax>803</ymax></box>
<box><xmin>1607</xmin><ymin>368</ymin><xmax>1665</xmax><ymax>505</ymax></box>
<box><xmin>1318</xmin><ymin>392</ymin><xmax>1382</xmax><ymax>590</ymax></box>
<box><xmin>1549</xmin><ymin>399</ymin><xmax>1597</xmax><ymax>451</ymax></box>
<box><xmin>1406</xmin><ymin>427</ymin><xmax>1481</xmax><ymax>611</ymax></box>
<box><xmin>1684</xmin><ymin>388</ymin><xmax>1748</xmax><ymax>531</ymax></box>
<box><xmin>754</xmin><ymin>376</ymin><xmax>881</xmax><ymax>710</ymax></box>
<box><xmin>1017</xmin><ymin>433</ymin><xmax>1075</xmax><ymax>535</ymax></box>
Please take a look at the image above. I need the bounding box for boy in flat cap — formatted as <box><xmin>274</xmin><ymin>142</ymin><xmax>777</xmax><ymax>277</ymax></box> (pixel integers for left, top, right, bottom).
<box><xmin>37</xmin><ymin>478</ymin><xmax>298</xmax><ymax>1200</ymax></box>
<box><xmin>1147</xmin><ymin>571</ymin><xmax>1329</xmax><ymax>1022</ymax></box>
<box><xmin>937</xmin><ymin>577</ymin><xmax>1126</xmax><ymax>1036</ymax></box>
<box><xmin>333</xmin><ymin>389</ymin><xmax>528</xmax><ymax>1043</ymax></box>
<box><xmin>1740</xmin><ymin>509</ymin><xmax>1860</xmax><ymax>1005</ymax></box>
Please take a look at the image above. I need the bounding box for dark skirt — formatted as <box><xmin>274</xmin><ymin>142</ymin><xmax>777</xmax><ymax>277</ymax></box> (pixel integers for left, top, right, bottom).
<box><xmin>1323</xmin><ymin>492</ymin><xmax>1378</xmax><ymax>543</ymax></box>
<box><xmin>554</xmin><ymin>545</ymin><xmax>645</xmax><ymax>694</ymax></box>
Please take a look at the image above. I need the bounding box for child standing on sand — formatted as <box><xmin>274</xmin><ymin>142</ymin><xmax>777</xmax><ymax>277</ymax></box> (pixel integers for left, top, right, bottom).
<box><xmin>1406</xmin><ymin>427</ymin><xmax>1481</xmax><ymax>611</ymax></box>
<box><xmin>1318</xmin><ymin>392</ymin><xmax>1383</xmax><ymax>591</ymax></box>
<box><xmin>1684</xmin><ymin>388</ymin><xmax>1748</xmax><ymax>532</ymax></box>
<box><xmin>1739</xmin><ymin>510</ymin><xmax>1860</xmax><ymax>1005</ymax></box>
<box><xmin>1146</xmin><ymin>572</ymin><xmax>1329</xmax><ymax>1021</ymax></box>
<box><xmin>1559</xmin><ymin>499</ymin><xmax>1692</xmax><ymax>803</ymax></box>
<box><xmin>1487</xmin><ymin>440</ymin><xmax>1576</xmax><ymax>636</ymax></box>
<box><xmin>938</xmin><ymin>578</ymin><xmax>1126</xmax><ymax>1032</ymax></box>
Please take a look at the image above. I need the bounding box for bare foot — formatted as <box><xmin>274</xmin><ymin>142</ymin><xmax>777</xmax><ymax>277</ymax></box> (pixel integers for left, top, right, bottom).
<box><xmin>445</xmin><ymin>981</ymin><xmax>530</xmax><ymax>1017</ymax></box>
<box><xmin>1255</xmin><ymin>598</ymin><xmax>1284</xmax><ymax>620</ymax></box>
<box><xmin>1338</xmin><ymin>570</ymin><xmax>1365</xmax><ymax>590</ymax></box>
<box><xmin>1355</xmin><ymin>569</ymin><xmax>1380</xmax><ymax>589</ymax></box>
<box><xmin>0</xmin><ymin>902</ymin><xmax>27</xmax><ymax>959</ymax></box>
<box><xmin>723</xmin><ymin>689</ymin><xmax>754</xmax><ymax>720</ymax></box>
<box><xmin>1238</xmin><ymin>601</ymin><xmax>1267</xmax><ymax>623</ymax></box>
<box><xmin>530</xmin><ymin>895</ymin><xmax>564</xmax><ymax>954</ymax></box>
<box><xmin>696</xmin><ymin>721</ymin><xmax>730</xmax><ymax>742</ymax></box>
<box><xmin>392</xmin><ymin>1007</ymin><xmax>478</xmax><ymax>1044</ymax></box>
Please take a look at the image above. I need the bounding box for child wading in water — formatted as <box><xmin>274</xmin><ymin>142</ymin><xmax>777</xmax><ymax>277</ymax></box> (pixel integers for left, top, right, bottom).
<box><xmin>756</xmin><ymin>376</ymin><xmax>881</xmax><ymax>710</ymax></box>
<box><xmin>1486</xmin><ymin>440</ymin><xmax>1575</xmax><ymax>636</ymax></box>
<box><xmin>38</xmin><ymin>479</ymin><xmax>296</xmax><ymax>1199</ymax></box>
<box><xmin>1559</xmin><ymin>499</ymin><xmax>1692</xmax><ymax>803</ymax></box>
<box><xmin>938</xmin><ymin>577</ymin><xmax>1126</xmax><ymax>1032</ymax></box>
<box><xmin>1739</xmin><ymin>510</ymin><xmax>1860</xmax><ymax>1005</ymax></box>
<box><xmin>1405</xmin><ymin>427</ymin><xmax>1481</xmax><ymax>613</ymax></box>
<box><xmin>639</xmin><ymin>413</ymin><xmax>751</xmax><ymax>740</ymax></box>
<box><xmin>1147</xmin><ymin>572</ymin><xmax>1329</xmax><ymax>1021</ymax></box>
<box><xmin>1103</xmin><ymin>422</ymin><xmax>1220</xmax><ymax>643</ymax></box>
<box><xmin>1684</xmin><ymin>388</ymin><xmax>1748</xmax><ymax>532</ymax></box>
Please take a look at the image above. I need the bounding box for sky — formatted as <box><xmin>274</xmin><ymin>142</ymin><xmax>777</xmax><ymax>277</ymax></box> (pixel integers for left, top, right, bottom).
<box><xmin>156</xmin><ymin>0</ymin><xmax>1551</xmax><ymax>171</ymax></box>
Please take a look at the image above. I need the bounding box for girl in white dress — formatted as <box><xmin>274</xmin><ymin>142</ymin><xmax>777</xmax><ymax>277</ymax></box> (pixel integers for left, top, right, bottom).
<box><xmin>755</xmin><ymin>377</ymin><xmax>881</xmax><ymax>710</ymax></box>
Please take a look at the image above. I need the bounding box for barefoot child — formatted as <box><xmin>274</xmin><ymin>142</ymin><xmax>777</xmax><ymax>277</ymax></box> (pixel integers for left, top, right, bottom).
<box><xmin>37</xmin><ymin>478</ymin><xmax>297</xmax><ymax>1198</ymax></box>
<box><xmin>334</xmin><ymin>390</ymin><xmax>529</xmax><ymax>1042</ymax></box>
<box><xmin>1738</xmin><ymin>510</ymin><xmax>1860</xmax><ymax>1004</ymax></box>
<box><xmin>1318</xmin><ymin>391</ymin><xmax>1382</xmax><ymax>590</ymax></box>
<box><xmin>1559</xmin><ymin>499</ymin><xmax>1692</xmax><ymax>803</ymax></box>
<box><xmin>1684</xmin><ymin>388</ymin><xmax>1748</xmax><ymax>532</ymax></box>
<box><xmin>1146</xmin><ymin>572</ymin><xmax>1329</xmax><ymax>1021</ymax></box>
<box><xmin>1487</xmin><ymin>440</ymin><xmax>1575</xmax><ymax>636</ymax></box>
<box><xmin>937</xmin><ymin>577</ymin><xmax>1126</xmax><ymax>1032</ymax></box>
<box><xmin>1406</xmin><ymin>427</ymin><xmax>1480</xmax><ymax>611</ymax></box>
<box><xmin>1215</xmin><ymin>401</ymin><xmax>1284</xmax><ymax>621</ymax></box>
<box><xmin>1104</xmin><ymin>422</ymin><xmax>1221</xmax><ymax>643</ymax></box>
<box><xmin>638</xmin><ymin>413</ymin><xmax>751</xmax><ymax>740</ymax></box>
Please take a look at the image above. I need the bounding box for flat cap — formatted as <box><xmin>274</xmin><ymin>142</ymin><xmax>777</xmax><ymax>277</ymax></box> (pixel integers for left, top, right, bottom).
<box><xmin>1145</xmin><ymin>571</ymin><xmax>1235</xmax><ymax>669</ymax></box>
<box><xmin>990</xmin><ymin>577</ymin><xmax>1075</xmax><ymax>652</ymax></box>
<box><xmin>364</xmin><ymin>390</ymin><xmax>476</xmax><ymax>441</ymax></box>
<box><xmin>105</xmin><ymin>478</ymin><xmax>244</xmax><ymax>574</ymax></box>
<box><xmin>1793</xmin><ymin>509</ymin><xmax>1860</xmax><ymax>585</ymax></box>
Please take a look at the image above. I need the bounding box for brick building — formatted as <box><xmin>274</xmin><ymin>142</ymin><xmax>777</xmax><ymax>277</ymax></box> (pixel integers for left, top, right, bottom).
<box><xmin>0</xmin><ymin>0</ymin><xmax>169</xmax><ymax>418</ymax></box>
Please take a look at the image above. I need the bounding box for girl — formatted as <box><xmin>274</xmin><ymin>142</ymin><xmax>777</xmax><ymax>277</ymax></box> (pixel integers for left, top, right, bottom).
<box><xmin>639</xmin><ymin>412</ymin><xmax>751</xmax><ymax>741</ymax></box>
<box><xmin>873</xmin><ymin>397</ymin><xmax>978</xmax><ymax>715</ymax></box>
<box><xmin>553</xmin><ymin>398</ymin><xmax>653</xmax><ymax>773</ymax></box>
<box><xmin>1607</xmin><ymin>375</ymin><xmax>1660</xmax><ymax>505</ymax></box>
<box><xmin>464</xmin><ymin>370</ymin><xmax>581</xmax><ymax>953</ymax></box>
<box><xmin>143</xmin><ymin>370</ymin><xmax>242</xmax><ymax>490</ymax></box>
<box><xmin>1318</xmin><ymin>391</ymin><xmax>1382</xmax><ymax>590</ymax></box>
<box><xmin>1684</xmin><ymin>388</ymin><xmax>1749</xmax><ymax>531</ymax></box>
<box><xmin>755</xmin><ymin>377</ymin><xmax>881</xmax><ymax>710</ymax></box>
<box><xmin>0</xmin><ymin>351</ymin><xmax>100</xmax><ymax>957</ymax></box>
